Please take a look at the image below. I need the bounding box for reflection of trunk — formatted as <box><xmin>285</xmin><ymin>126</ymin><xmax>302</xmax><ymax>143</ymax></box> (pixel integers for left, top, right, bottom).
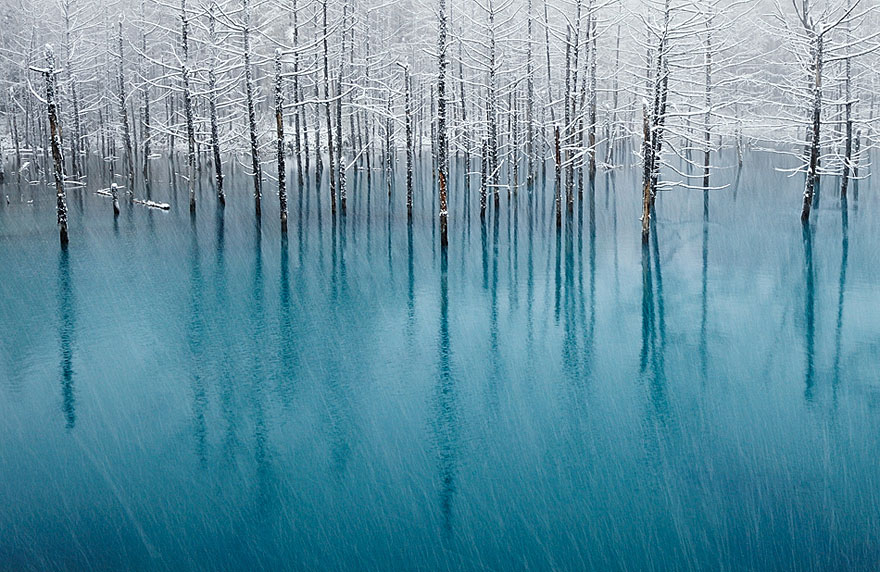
<box><xmin>434</xmin><ymin>242</ymin><xmax>456</xmax><ymax>535</ymax></box>
<box><xmin>187</xmin><ymin>220</ymin><xmax>207</xmax><ymax>461</ymax></box>
<box><xmin>44</xmin><ymin>47</ymin><xmax>69</xmax><ymax>245</ymax></box>
<box><xmin>700</xmin><ymin>212</ymin><xmax>708</xmax><ymax>381</ymax></box>
<box><xmin>801</xmin><ymin>33</ymin><xmax>823</xmax><ymax>223</ymax></box>
<box><xmin>832</xmin><ymin>196</ymin><xmax>848</xmax><ymax>398</ymax></box>
<box><xmin>802</xmin><ymin>224</ymin><xmax>815</xmax><ymax>401</ymax></box>
<box><xmin>640</xmin><ymin>234</ymin><xmax>667</xmax><ymax>418</ymax></box>
<box><xmin>639</xmin><ymin>243</ymin><xmax>653</xmax><ymax>374</ymax></box>
<box><xmin>58</xmin><ymin>247</ymin><xmax>75</xmax><ymax>428</ymax></box>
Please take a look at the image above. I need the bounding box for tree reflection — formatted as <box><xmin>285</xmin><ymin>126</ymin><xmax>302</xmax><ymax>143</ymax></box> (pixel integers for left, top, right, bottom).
<box><xmin>832</xmin><ymin>196</ymin><xmax>849</xmax><ymax>404</ymax></box>
<box><xmin>433</xmin><ymin>241</ymin><xmax>458</xmax><ymax>537</ymax></box>
<box><xmin>802</xmin><ymin>222</ymin><xmax>816</xmax><ymax>403</ymax></box>
<box><xmin>58</xmin><ymin>246</ymin><xmax>76</xmax><ymax>430</ymax></box>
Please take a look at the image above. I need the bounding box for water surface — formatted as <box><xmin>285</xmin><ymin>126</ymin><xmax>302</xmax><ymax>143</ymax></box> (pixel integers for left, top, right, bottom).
<box><xmin>1</xmin><ymin>155</ymin><xmax>879</xmax><ymax>570</ymax></box>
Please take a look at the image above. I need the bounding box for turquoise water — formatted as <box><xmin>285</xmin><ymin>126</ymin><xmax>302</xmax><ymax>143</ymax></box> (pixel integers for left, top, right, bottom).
<box><xmin>1</xmin><ymin>155</ymin><xmax>879</xmax><ymax>570</ymax></box>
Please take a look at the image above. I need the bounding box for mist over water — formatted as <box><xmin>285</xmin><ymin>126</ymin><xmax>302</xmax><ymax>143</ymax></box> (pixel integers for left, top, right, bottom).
<box><xmin>1</xmin><ymin>154</ymin><xmax>880</xmax><ymax>570</ymax></box>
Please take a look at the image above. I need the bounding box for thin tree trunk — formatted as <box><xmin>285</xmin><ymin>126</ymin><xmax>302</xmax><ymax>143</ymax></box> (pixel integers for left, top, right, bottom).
<box><xmin>703</xmin><ymin>22</ymin><xmax>712</xmax><ymax>190</ymax></box>
<box><xmin>180</xmin><ymin>1</ymin><xmax>196</xmax><ymax>212</ymax></box>
<box><xmin>802</xmin><ymin>33</ymin><xmax>823</xmax><ymax>223</ymax></box>
<box><xmin>322</xmin><ymin>0</ymin><xmax>336</xmax><ymax>215</ymax></box>
<box><xmin>243</xmin><ymin>0</ymin><xmax>262</xmax><ymax>217</ymax></box>
<box><xmin>208</xmin><ymin>4</ymin><xmax>224</xmax><ymax>204</ymax></box>
<box><xmin>841</xmin><ymin>16</ymin><xmax>853</xmax><ymax>198</ymax></box>
<box><xmin>438</xmin><ymin>0</ymin><xmax>449</xmax><ymax>245</ymax></box>
<box><xmin>403</xmin><ymin>65</ymin><xmax>414</xmax><ymax>219</ymax></box>
<box><xmin>275</xmin><ymin>49</ymin><xmax>288</xmax><ymax>232</ymax></box>
<box><xmin>291</xmin><ymin>0</ymin><xmax>304</xmax><ymax>189</ymax></box>
<box><xmin>641</xmin><ymin>102</ymin><xmax>652</xmax><ymax>242</ymax></box>
<box><xmin>117</xmin><ymin>21</ymin><xmax>136</xmax><ymax>196</ymax></box>
<box><xmin>141</xmin><ymin>15</ymin><xmax>152</xmax><ymax>194</ymax></box>
<box><xmin>526</xmin><ymin>0</ymin><xmax>535</xmax><ymax>185</ymax></box>
<box><xmin>337</xmin><ymin>1</ymin><xmax>347</xmax><ymax>213</ymax></box>
<box><xmin>44</xmin><ymin>46</ymin><xmax>69</xmax><ymax>245</ymax></box>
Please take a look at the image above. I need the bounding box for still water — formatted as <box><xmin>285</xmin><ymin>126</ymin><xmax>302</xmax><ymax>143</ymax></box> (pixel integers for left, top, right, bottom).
<box><xmin>1</xmin><ymin>154</ymin><xmax>879</xmax><ymax>570</ymax></box>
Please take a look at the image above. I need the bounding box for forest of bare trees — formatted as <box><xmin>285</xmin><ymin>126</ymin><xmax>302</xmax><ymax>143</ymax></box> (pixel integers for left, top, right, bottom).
<box><xmin>1</xmin><ymin>0</ymin><xmax>878</xmax><ymax>244</ymax></box>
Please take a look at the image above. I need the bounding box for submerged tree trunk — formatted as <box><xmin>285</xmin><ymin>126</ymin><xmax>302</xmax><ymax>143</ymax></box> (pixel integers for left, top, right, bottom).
<box><xmin>44</xmin><ymin>46</ymin><xmax>68</xmax><ymax>245</ymax></box>
<box><xmin>111</xmin><ymin>182</ymin><xmax>120</xmax><ymax>216</ymax></box>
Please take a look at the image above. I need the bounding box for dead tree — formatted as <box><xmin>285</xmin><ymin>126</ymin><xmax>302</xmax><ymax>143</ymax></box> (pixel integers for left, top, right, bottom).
<box><xmin>41</xmin><ymin>46</ymin><xmax>68</xmax><ymax>245</ymax></box>
<box><xmin>290</xmin><ymin>0</ymin><xmax>304</xmax><ymax>189</ymax></box>
<box><xmin>438</xmin><ymin>0</ymin><xmax>449</xmax><ymax>245</ymax></box>
<box><xmin>322</xmin><ymin>0</ymin><xmax>336</xmax><ymax>214</ymax></box>
<box><xmin>140</xmin><ymin>0</ymin><xmax>152</xmax><ymax>193</ymax></box>
<box><xmin>400</xmin><ymin>63</ymin><xmax>414</xmax><ymax>219</ymax></box>
<box><xmin>179</xmin><ymin>1</ymin><xmax>196</xmax><ymax>212</ymax></box>
<box><xmin>117</xmin><ymin>21</ymin><xmax>135</xmax><ymax>196</ymax></box>
<box><xmin>336</xmin><ymin>1</ymin><xmax>347</xmax><ymax>214</ymax></box>
<box><xmin>208</xmin><ymin>3</ymin><xmax>224</xmax><ymax>205</ymax></box>
<box><xmin>275</xmin><ymin>49</ymin><xmax>287</xmax><ymax>232</ymax></box>
<box><xmin>243</xmin><ymin>0</ymin><xmax>262</xmax><ymax>217</ymax></box>
<box><xmin>801</xmin><ymin>25</ymin><xmax>822</xmax><ymax>222</ymax></box>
